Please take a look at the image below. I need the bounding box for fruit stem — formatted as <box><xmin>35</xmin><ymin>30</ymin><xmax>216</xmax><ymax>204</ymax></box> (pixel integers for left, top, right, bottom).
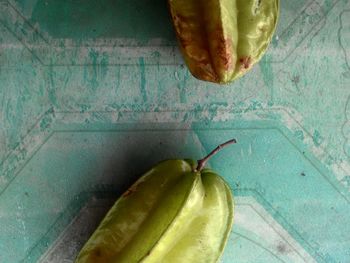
<box><xmin>196</xmin><ymin>139</ymin><xmax>237</xmax><ymax>172</ymax></box>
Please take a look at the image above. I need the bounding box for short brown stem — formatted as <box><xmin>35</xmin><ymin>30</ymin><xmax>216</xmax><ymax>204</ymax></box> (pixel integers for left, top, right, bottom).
<box><xmin>196</xmin><ymin>139</ymin><xmax>237</xmax><ymax>172</ymax></box>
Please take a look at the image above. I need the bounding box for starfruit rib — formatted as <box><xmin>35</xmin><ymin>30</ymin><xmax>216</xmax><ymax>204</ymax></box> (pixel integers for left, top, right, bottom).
<box><xmin>113</xmin><ymin>166</ymin><xmax>202</xmax><ymax>263</ymax></box>
<box><xmin>139</xmin><ymin>170</ymin><xmax>204</xmax><ymax>263</ymax></box>
<box><xmin>217</xmin><ymin>176</ymin><xmax>234</xmax><ymax>259</ymax></box>
<box><xmin>168</xmin><ymin>0</ymin><xmax>238</xmax><ymax>83</ymax></box>
<box><xmin>168</xmin><ymin>0</ymin><xmax>215</xmax><ymax>82</ymax></box>
<box><xmin>232</xmin><ymin>0</ymin><xmax>280</xmax><ymax>80</ymax></box>
<box><xmin>74</xmin><ymin>160</ymin><xmax>195</xmax><ymax>263</ymax></box>
<box><xmin>202</xmin><ymin>0</ymin><xmax>238</xmax><ymax>83</ymax></box>
<box><xmin>159</xmin><ymin>170</ymin><xmax>234</xmax><ymax>263</ymax></box>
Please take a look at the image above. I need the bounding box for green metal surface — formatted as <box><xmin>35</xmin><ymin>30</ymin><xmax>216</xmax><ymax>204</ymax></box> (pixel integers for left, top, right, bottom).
<box><xmin>0</xmin><ymin>0</ymin><xmax>349</xmax><ymax>262</ymax></box>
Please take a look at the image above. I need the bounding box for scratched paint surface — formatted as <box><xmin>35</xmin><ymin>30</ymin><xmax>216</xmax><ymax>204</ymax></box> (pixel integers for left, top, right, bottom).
<box><xmin>0</xmin><ymin>0</ymin><xmax>349</xmax><ymax>262</ymax></box>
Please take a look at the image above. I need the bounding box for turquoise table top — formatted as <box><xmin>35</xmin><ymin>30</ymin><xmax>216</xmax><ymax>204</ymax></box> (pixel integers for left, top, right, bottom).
<box><xmin>0</xmin><ymin>0</ymin><xmax>350</xmax><ymax>262</ymax></box>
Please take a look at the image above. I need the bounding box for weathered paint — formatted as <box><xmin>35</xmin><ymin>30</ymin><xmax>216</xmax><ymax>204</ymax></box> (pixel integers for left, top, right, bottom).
<box><xmin>0</xmin><ymin>0</ymin><xmax>350</xmax><ymax>262</ymax></box>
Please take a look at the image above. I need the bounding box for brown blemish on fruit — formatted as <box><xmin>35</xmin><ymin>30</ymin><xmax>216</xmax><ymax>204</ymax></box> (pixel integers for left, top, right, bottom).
<box><xmin>122</xmin><ymin>189</ymin><xmax>134</xmax><ymax>197</ymax></box>
<box><xmin>258</xmin><ymin>25</ymin><xmax>267</xmax><ymax>32</ymax></box>
<box><xmin>215</xmin><ymin>27</ymin><xmax>234</xmax><ymax>71</ymax></box>
<box><xmin>122</xmin><ymin>179</ymin><xmax>145</xmax><ymax>198</ymax></box>
<box><xmin>171</xmin><ymin>14</ymin><xmax>222</xmax><ymax>82</ymax></box>
<box><xmin>172</xmin><ymin>14</ymin><xmax>191</xmax><ymax>47</ymax></box>
<box><xmin>190</xmin><ymin>65</ymin><xmax>217</xmax><ymax>83</ymax></box>
<box><xmin>254</xmin><ymin>0</ymin><xmax>262</xmax><ymax>14</ymax></box>
<box><xmin>207</xmin><ymin>26</ymin><xmax>235</xmax><ymax>74</ymax></box>
<box><xmin>93</xmin><ymin>248</ymin><xmax>102</xmax><ymax>258</ymax></box>
<box><xmin>239</xmin><ymin>56</ymin><xmax>252</xmax><ymax>70</ymax></box>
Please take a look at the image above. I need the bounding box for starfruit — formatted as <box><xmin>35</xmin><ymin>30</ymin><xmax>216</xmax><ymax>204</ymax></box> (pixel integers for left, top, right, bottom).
<box><xmin>168</xmin><ymin>0</ymin><xmax>279</xmax><ymax>84</ymax></box>
<box><xmin>75</xmin><ymin>140</ymin><xmax>236</xmax><ymax>263</ymax></box>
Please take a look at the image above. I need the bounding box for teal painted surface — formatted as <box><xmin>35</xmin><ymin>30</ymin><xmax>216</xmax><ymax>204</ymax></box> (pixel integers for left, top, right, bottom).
<box><xmin>0</xmin><ymin>0</ymin><xmax>350</xmax><ymax>262</ymax></box>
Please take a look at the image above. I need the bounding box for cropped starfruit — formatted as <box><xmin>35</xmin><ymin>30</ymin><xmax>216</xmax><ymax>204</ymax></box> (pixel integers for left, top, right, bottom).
<box><xmin>168</xmin><ymin>0</ymin><xmax>279</xmax><ymax>84</ymax></box>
